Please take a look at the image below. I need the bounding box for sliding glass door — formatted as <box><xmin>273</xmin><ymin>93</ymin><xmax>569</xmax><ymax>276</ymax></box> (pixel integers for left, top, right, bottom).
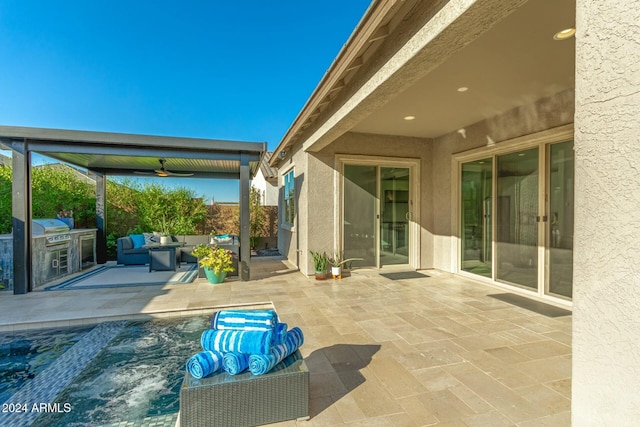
<box><xmin>380</xmin><ymin>167</ymin><xmax>410</xmax><ymax>266</ymax></box>
<box><xmin>496</xmin><ymin>148</ymin><xmax>539</xmax><ymax>289</ymax></box>
<box><xmin>546</xmin><ymin>141</ymin><xmax>574</xmax><ymax>298</ymax></box>
<box><xmin>459</xmin><ymin>140</ymin><xmax>574</xmax><ymax>300</ymax></box>
<box><xmin>343</xmin><ymin>162</ymin><xmax>414</xmax><ymax>268</ymax></box>
<box><xmin>343</xmin><ymin>165</ymin><xmax>377</xmax><ymax>267</ymax></box>
<box><xmin>461</xmin><ymin>159</ymin><xmax>492</xmax><ymax>277</ymax></box>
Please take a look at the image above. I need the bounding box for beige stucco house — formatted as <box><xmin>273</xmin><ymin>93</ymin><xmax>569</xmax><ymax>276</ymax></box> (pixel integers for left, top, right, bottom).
<box><xmin>270</xmin><ymin>0</ymin><xmax>640</xmax><ymax>424</ymax></box>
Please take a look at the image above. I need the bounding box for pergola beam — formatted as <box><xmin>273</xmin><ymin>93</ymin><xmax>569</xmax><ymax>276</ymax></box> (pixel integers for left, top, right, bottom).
<box><xmin>239</xmin><ymin>153</ymin><xmax>251</xmax><ymax>280</ymax></box>
<box><xmin>11</xmin><ymin>139</ymin><xmax>32</xmax><ymax>294</ymax></box>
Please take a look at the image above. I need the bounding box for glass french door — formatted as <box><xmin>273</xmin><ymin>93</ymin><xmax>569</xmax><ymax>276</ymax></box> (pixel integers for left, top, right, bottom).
<box><xmin>460</xmin><ymin>140</ymin><xmax>574</xmax><ymax>300</ymax></box>
<box><xmin>343</xmin><ymin>164</ymin><xmax>411</xmax><ymax>268</ymax></box>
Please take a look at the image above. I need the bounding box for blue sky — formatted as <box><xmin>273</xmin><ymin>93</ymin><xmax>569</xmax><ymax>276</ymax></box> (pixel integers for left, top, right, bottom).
<box><xmin>0</xmin><ymin>0</ymin><xmax>371</xmax><ymax>201</ymax></box>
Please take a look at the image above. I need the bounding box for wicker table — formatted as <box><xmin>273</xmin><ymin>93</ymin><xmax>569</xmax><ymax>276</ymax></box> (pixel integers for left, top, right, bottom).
<box><xmin>179</xmin><ymin>351</ymin><xmax>309</xmax><ymax>427</ymax></box>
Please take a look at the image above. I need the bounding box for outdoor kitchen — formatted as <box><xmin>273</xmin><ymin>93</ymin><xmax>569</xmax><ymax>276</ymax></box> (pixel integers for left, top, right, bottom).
<box><xmin>0</xmin><ymin>219</ymin><xmax>97</xmax><ymax>291</ymax></box>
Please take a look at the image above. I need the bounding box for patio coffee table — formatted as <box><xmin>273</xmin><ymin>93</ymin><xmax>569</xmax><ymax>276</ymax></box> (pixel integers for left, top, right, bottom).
<box><xmin>179</xmin><ymin>351</ymin><xmax>309</xmax><ymax>427</ymax></box>
<box><xmin>145</xmin><ymin>243</ymin><xmax>182</xmax><ymax>272</ymax></box>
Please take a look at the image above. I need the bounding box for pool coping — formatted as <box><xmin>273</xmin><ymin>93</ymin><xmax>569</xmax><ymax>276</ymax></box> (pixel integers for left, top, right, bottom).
<box><xmin>0</xmin><ymin>301</ymin><xmax>275</xmax><ymax>333</ymax></box>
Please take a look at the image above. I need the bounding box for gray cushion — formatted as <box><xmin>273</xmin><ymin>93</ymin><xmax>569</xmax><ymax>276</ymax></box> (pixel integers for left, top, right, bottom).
<box><xmin>121</xmin><ymin>237</ymin><xmax>133</xmax><ymax>250</ymax></box>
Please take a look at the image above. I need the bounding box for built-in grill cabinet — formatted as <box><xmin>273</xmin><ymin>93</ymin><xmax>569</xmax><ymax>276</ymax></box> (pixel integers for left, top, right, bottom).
<box><xmin>32</xmin><ymin>219</ymin><xmax>72</xmax><ymax>284</ymax></box>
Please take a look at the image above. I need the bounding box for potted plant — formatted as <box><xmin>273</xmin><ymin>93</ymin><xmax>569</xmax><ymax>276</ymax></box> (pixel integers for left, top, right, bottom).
<box><xmin>328</xmin><ymin>251</ymin><xmax>362</xmax><ymax>279</ymax></box>
<box><xmin>158</xmin><ymin>214</ymin><xmax>174</xmax><ymax>244</ymax></box>
<box><xmin>191</xmin><ymin>244</ymin><xmax>235</xmax><ymax>284</ymax></box>
<box><xmin>57</xmin><ymin>209</ymin><xmax>74</xmax><ymax>230</ymax></box>
<box><xmin>310</xmin><ymin>250</ymin><xmax>329</xmax><ymax>280</ymax></box>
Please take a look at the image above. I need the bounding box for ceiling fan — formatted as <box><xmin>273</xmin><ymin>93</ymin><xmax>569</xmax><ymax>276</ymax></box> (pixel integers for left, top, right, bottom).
<box><xmin>134</xmin><ymin>159</ymin><xmax>194</xmax><ymax>177</ymax></box>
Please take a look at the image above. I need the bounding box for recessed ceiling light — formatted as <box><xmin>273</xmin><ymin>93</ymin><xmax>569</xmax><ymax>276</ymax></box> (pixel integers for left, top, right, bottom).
<box><xmin>554</xmin><ymin>28</ymin><xmax>575</xmax><ymax>40</ymax></box>
<box><xmin>518</xmin><ymin>153</ymin><xmax>526</xmax><ymax>157</ymax></box>
<box><xmin>404</xmin><ymin>115</ymin><xmax>415</xmax><ymax>121</ymax></box>
<box><xmin>457</xmin><ymin>87</ymin><xmax>468</xmax><ymax>92</ymax></box>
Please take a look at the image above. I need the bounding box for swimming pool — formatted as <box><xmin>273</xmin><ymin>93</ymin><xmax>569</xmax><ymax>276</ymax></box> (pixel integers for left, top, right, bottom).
<box><xmin>1</xmin><ymin>315</ymin><xmax>209</xmax><ymax>427</ymax></box>
<box><xmin>0</xmin><ymin>325</ymin><xmax>93</xmax><ymax>405</ymax></box>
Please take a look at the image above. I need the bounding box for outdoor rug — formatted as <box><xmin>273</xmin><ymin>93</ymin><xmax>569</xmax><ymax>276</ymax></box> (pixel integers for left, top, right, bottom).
<box><xmin>380</xmin><ymin>271</ymin><xmax>430</xmax><ymax>280</ymax></box>
<box><xmin>488</xmin><ymin>293</ymin><xmax>572</xmax><ymax>318</ymax></box>
<box><xmin>45</xmin><ymin>264</ymin><xmax>198</xmax><ymax>290</ymax></box>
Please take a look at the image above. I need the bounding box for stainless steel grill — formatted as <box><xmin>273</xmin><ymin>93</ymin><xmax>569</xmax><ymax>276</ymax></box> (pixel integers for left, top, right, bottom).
<box><xmin>32</xmin><ymin>219</ymin><xmax>71</xmax><ymax>245</ymax></box>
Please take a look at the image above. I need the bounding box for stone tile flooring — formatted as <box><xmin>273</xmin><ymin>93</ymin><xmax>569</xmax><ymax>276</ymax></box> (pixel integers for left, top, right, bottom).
<box><xmin>0</xmin><ymin>257</ymin><xmax>572</xmax><ymax>426</ymax></box>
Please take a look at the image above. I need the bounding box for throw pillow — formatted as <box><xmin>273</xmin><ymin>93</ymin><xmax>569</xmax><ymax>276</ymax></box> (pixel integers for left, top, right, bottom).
<box><xmin>143</xmin><ymin>232</ymin><xmax>156</xmax><ymax>245</ymax></box>
<box><xmin>130</xmin><ymin>234</ymin><xmax>146</xmax><ymax>249</ymax></box>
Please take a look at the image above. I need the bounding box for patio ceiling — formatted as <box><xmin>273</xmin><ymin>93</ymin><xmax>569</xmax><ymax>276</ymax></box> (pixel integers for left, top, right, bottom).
<box><xmin>350</xmin><ymin>0</ymin><xmax>576</xmax><ymax>139</ymax></box>
<box><xmin>0</xmin><ymin>126</ymin><xmax>265</xmax><ymax>179</ymax></box>
<box><xmin>273</xmin><ymin>0</ymin><xmax>576</xmax><ymax>158</ymax></box>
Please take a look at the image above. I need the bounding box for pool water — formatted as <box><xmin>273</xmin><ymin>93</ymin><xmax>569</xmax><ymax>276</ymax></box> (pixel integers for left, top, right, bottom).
<box><xmin>0</xmin><ymin>326</ymin><xmax>93</xmax><ymax>405</ymax></box>
<box><xmin>3</xmin><ymin>315</ymin><xmax>209</xmax><ymax>427</ymax></box>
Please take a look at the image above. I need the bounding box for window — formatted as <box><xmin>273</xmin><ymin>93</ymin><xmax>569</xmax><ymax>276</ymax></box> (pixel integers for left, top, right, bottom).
<box><xmin>283</xmin><ymin>169</ymin><xmax>295</xmax><ymax>225</ymax></box>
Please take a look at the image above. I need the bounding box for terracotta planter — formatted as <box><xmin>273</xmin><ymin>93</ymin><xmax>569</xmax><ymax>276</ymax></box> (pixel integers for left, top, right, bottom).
<box><xmin>314</xmin><ymin>270</ymin><xmax>327</xmax><ymax>280</ymax></box>
<box><xmin>204</xmin><ymin>268</ymin><xmax>227</xmax><ymax>284</ymax></box>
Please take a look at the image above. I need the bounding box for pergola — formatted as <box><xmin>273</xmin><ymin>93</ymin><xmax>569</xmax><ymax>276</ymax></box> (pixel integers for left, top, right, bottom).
<box><xmin>0</xmin><ymin>126</ymin><xmax>266</xmax><ymax>294</ymax></box>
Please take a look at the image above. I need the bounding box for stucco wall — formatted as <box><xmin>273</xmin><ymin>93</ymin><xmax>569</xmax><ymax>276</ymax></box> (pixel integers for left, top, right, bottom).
<box><xmin>573</xmin><ymin>0</ymin><xmax>640</xmax><ymax>424</ymax></box>
<box><xmin>431</xmin><ymin>89</ymin><xmax>575</xmax><ymax>271</ymax></box>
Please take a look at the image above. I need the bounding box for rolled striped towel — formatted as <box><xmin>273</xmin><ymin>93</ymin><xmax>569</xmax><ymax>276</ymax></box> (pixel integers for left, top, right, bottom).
<box><xmin>211</xmin><ymin>309</ymin><xmax>279</xmax><ymax>331</ymax></box>
<box><xmin>268</xmin><ymin>349</ymin><xmax>303</xmax><ymax>374</ymax></box>
<box><xmin>273</xmin><ymin>322</ymin><xmax>288</xmax><ymax>346</ymax></box>
<box><xmin>186</xmin><ymin>350</ymin><xmax>224</xmax><ymax>379</ymax></box>
<box><xmin>201</xmin><ymin>329</ymin><xmax>274</xmax><ymax>355</ymax></box>
<box><xmin>249</xmin><ymin>327</ymin><xmax>304</xmax><ymax>375</ymax></box>
<box><xmin>222</xmin><ymin>352</ymin><xmax>250</xmax><ymax>375</ymax></box>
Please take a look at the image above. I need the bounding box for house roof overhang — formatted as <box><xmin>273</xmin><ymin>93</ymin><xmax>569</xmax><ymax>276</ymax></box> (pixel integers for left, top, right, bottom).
<box><xmin>0</xmin><ymin>126</ymin><xmax>266</xmax><ymax>179</ymax></box>
<box><xmin>271</xmin><ymin>0</ymin><xmax>575</xmax><ymax>166</ymax></box>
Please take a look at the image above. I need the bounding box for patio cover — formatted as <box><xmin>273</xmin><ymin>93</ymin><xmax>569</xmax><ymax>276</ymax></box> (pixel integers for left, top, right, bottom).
<box><xmin>0</xmin><ymin>125</ymin><xmax>266</xmax><ymax>293</ymax></box>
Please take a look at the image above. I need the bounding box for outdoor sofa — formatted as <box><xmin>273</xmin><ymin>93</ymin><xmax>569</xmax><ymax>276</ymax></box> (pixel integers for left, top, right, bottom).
<box><xmin>116</xmin><ymin>234</ymin><xmax>240</xmax><ymax>276</ymax></box>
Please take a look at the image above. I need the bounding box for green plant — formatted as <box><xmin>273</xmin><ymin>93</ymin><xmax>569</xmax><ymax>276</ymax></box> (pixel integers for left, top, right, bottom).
<box><xmin>328</xmin><ymin>251</ymin><xmax>363</xmax><ymax>268</ymax></box>
<box><xmin>106</xmin><ymin>232</ymin><xmax>118</xmax><ymax>259</ymax></box>
<box><xmin>249</xmin><ymin>187</ymin><xmax>267</xmax><ymax>249</ymax></box>
<box><xmin>190</xmin><ymin>244</ymin><xmax>213</xmax><ymax>259</ymax></box>
<box><xmin>192</xmin><ymin>245</ymin><xmax>235</xmax><ymax>275</ymax></box>
<box><xmin>310</xmin><ymin>250</ymin><xmax>329</xmax><ymax>273</ymax></box>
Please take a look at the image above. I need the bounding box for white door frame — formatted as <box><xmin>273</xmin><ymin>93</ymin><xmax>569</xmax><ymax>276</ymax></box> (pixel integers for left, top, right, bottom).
<box><xmin>451</xmin><ymin>124</ymin><xmax>574</xmax><ymax>306</ymax></box>
<box><xmin>335</xmin><ymin>154</ymin><xmax>421</xmax><ymax>270</ymax></box>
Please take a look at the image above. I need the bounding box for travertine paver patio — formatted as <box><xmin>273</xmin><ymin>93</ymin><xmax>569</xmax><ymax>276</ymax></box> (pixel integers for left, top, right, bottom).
<box><xmin>0</xmin><ymin>257</ymin><xmax>572</xmax><ymax>426</ymax></box>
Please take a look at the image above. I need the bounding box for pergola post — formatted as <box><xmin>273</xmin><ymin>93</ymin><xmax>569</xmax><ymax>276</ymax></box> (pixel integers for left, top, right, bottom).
<box><xmin>11</xmin><ymin>139</ymin><xmax>31</xmax><ymax>294</ymax></box>
<box><xmin>93</xmin><ymin>170</ymin><xmax>107</xmax><ymax>264</ymax></box>
<box><xmin>239</xmin><ymin>153</ymin><xmax>251</xmax><ymax>280</ymax></box>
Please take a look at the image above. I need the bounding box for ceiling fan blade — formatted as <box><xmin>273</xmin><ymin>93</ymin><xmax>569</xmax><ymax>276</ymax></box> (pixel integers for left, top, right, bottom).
<box><xmin>166</xmin><ymin>171</ymin><xmax>194</xmax><ymax>177</ymax></box>
<box><xmin>133</xmin><ymin>170</ymin><xmax>155</xmax><ymax>175</ymax></box>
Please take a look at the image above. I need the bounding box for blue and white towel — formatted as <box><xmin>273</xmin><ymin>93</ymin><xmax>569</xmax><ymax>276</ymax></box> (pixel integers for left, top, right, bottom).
<box><xmin>222</xmin><ymin>352</ymin><xmax>250</xmax><ymax>375</ymax></box>
<box><xmin>267</xmin><ymin>350</ymin><xmax>303</xmax><ymax>374</ymax></box>
<box><xmin>273</xmin><ymin>322</ymin><xmax>288</xmax><ymax>346</ymax></box>
<box><xmin>186</xmin><ymin>350</ymin><xmax>224</xmax><ymax>379</ymax></box>
<box><xmin>211</xmin><ymin>309</ymin><xmax>279</xmax><ymax>331</ymax></box>
<box><xmin>248</xmin><ymin>327</ymin><xmax>304</xmax><ymax>375</ymax></box>
<box><xmin>201</xmin><ymin>329</ymin><xmax>274</xmax><ymax>355</ymax></box>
